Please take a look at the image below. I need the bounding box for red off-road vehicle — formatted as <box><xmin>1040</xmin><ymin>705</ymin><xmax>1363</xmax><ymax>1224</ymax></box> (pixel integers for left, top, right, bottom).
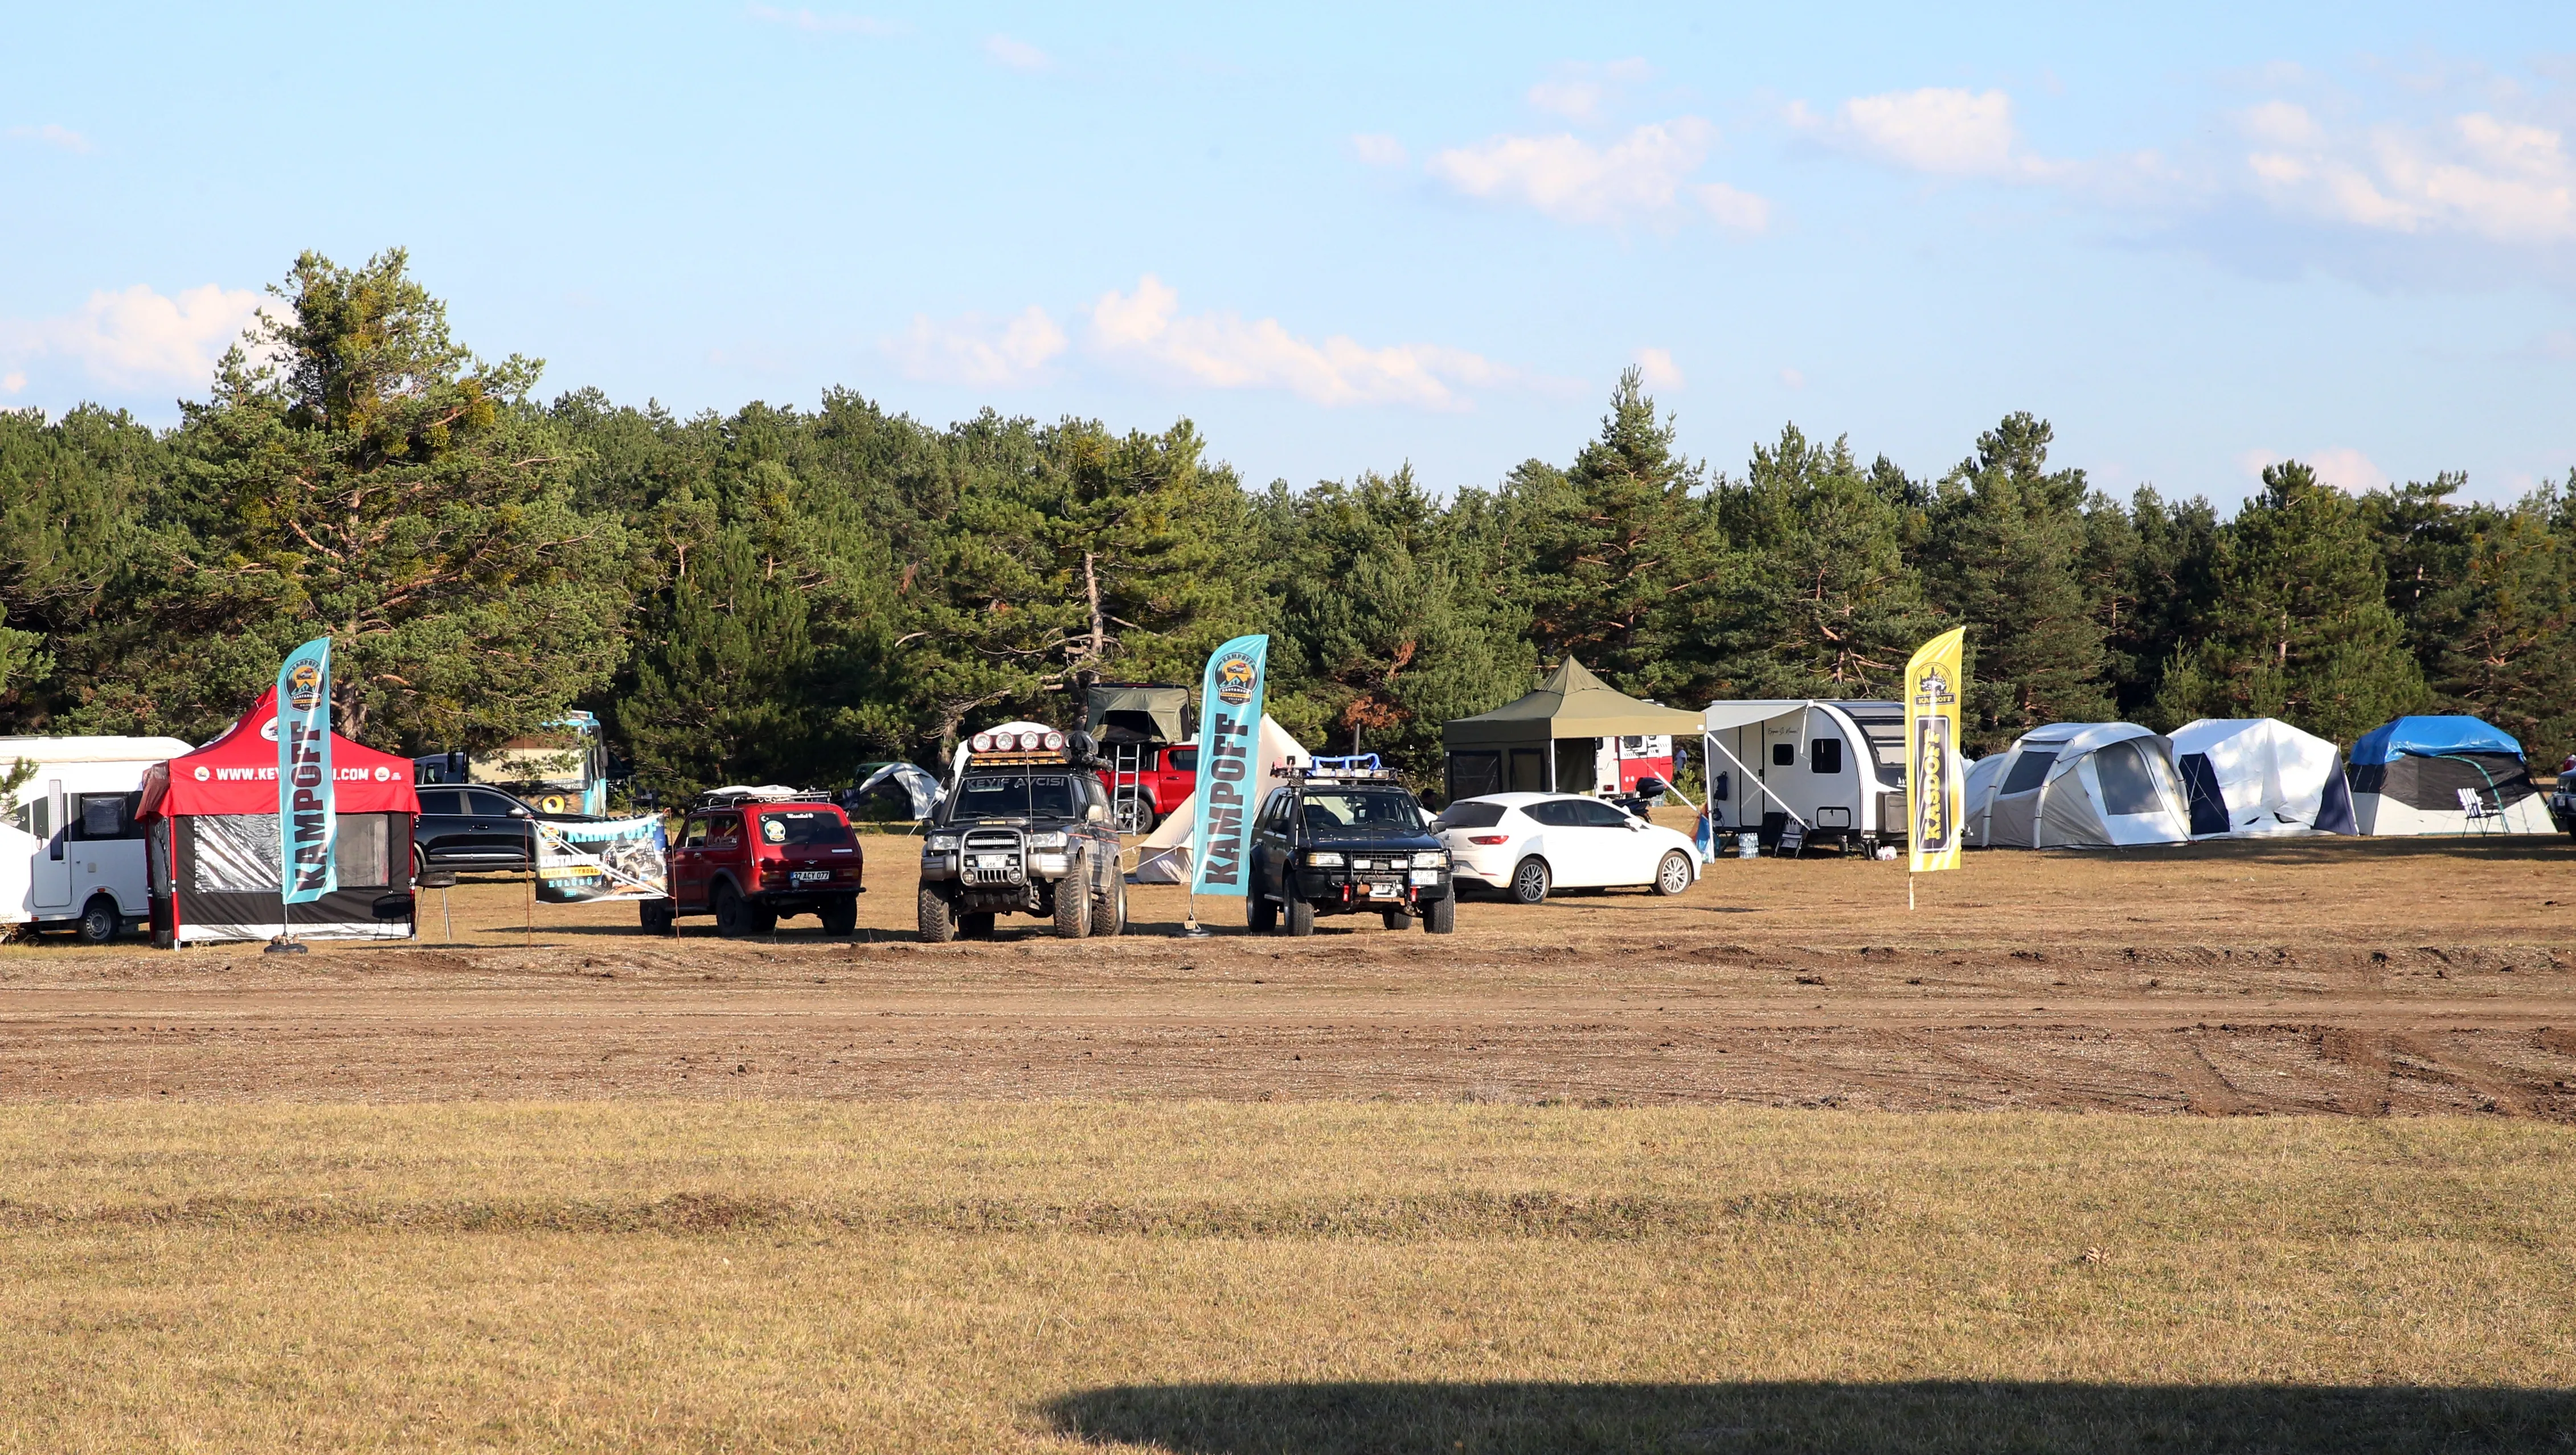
<box><xmin>639</xmin><ymin>789</ymin><xmax>863</xmax><ymax>936</ymax></box>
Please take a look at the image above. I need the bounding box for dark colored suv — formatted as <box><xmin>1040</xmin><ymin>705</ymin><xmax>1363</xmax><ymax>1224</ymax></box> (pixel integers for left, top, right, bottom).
<box><xmin>410</xmin><ymin>785</ymin><xmax>540</xmax><ymax>875</ymax></box>
<box><xmin>918</xmin><ymin>729</ymin><xmax>1125</xmax><ymax>941</ymax></box>
<box><xmin>1246</xmin><ymin>756</ymin><xmax>1455</xmax><ymax>936</ymax></box>
<box><xmin>642</xmin><ymin>793</ymin><xmax>864</xmax><ymax>936</ymax></box>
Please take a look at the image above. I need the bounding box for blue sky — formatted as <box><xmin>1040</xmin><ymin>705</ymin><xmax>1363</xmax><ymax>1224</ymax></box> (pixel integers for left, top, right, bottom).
<box><xmin>5</xmin><ymin>2</ymin><xmax>2573</xmax><ymax>507</ymax></box>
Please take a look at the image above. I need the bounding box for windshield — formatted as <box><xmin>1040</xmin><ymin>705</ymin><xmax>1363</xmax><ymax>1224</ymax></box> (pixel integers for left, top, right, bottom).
<box><xmin>950</xmin><ymin>774</ymin><xmax>1079</xmax><ymax>822</ymax></box>
<box><xmin>1299</xmin><ymin>789</ymin><xmax>1427</xmax><ymax>834</ymax></box>
<box><xmin>755</xmin><ymin>809</ymin><xmax>853</xmax><ymax>846</ymax></box>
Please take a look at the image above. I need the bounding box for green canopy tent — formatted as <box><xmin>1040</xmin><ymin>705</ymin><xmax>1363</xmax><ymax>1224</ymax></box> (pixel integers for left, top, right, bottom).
<box><xmin>1443</xmin><ymin>658</ymin><xmax>1707</xmax><ymax>800</ymax></box>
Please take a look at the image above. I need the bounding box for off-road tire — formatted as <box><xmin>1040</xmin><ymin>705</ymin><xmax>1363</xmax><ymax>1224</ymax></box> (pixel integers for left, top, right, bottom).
<box><xmin>1095</xmin><ymin>874</ymin><xmax>1127</xmax><ymax>938</ymax></box>
<box><xmin>818</xmin><ymin>896</ymin><xmax>858</xmax><ymax>935</ymax></box>
<box><xmin>1651</xmin><ymin>851</ymin><xmax>1692</xmax><ymax>897</ymax></box>
<box><xmin>76</xmin><ymin>896</ymin><xmax>120</xmax><ymax>945</ymax></box>
<box><xmin>412</xmin><ymin>844</ymin><xmax>427</xmax><ymax>880</ymax></box>
<box><xmin>747</xmin><ymin>901</ymin><xmax>779</xmax><ymax>935</ymax></box>
<box><xmin>1509</xmin><ymin>856</ymin><xmax>1551</xmax><ymax>905</ymax></box>
<box><xmin>1382</xmin><ymin>909</ymin><xmax>1409</xmax><ymax>931</ymax></box>
<box><xmin>638</xmin><ymin>898</ymin><xmax>675</xmax><ymax>935</ymax></box>
<box><xmin>1424</xmin><ymin>893</ymin><xmax>1455</xmax><ymax>934</ymax></box>
<box><xmin>1285</xmin><ymin>895</ymin><xmax>1316</xmax><ymax>937</ymax></box>
<box><xmin>1054</xmin><ymin>858</ymin><xmax>1093</xmax><ymax>938</ymax></box>
<box><xmin>1247</xmin><ymin>892</ymin><xmax>1277</xmax><ymax>932</ymax></box>
<box><xmin>961</xmin><ymin>912</ymin><xmax>996</xmax><ymax>940</ymax></box>
<box><xmin>713</xmin><ymin>882</ymin><xmax>753</xmax><ymax>938</ymax></box>
<box><xmin>916</xmin><ymin>885</ymin><xmax>958</xmax><ymax>944</ymax></box>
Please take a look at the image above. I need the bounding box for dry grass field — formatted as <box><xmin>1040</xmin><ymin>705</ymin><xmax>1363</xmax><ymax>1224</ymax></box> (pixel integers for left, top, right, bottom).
<box><xmin>3</xmin><ymin>831</ymin><xmax>2575</xmax><ymax>1450</ymax></box>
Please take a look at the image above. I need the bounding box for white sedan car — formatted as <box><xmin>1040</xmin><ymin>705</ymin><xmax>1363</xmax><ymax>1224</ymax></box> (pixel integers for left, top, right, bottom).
<box><xmin>1432</xmin><ymin>792</ymin><xmax>1701</xmax><ymax>904</ymax></box>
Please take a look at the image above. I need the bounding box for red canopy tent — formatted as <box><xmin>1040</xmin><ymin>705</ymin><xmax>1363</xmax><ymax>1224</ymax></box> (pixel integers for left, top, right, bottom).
<box><xmin>137</xmin><ymin>688</ymin><xmax>421</xmax><ymax>946</ymax></box>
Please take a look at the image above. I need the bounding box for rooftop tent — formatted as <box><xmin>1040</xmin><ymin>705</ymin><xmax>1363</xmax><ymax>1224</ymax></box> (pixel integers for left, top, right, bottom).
<box><xmin>1129</xmin><ymin>715</ymin><xmax>1310</xmax><ymax>884</ymax></box>
<box><xmin>2345</xmin><ymin>715</ymin><xmax>2550</xmax><ymax>834</ymax></box>
<box><xmin>1084</xmin><ymin>683</ymin><xmax>1189</xmax><ymax>745</ymax></box>
<box><xmin>1444</xmin><ymin>658</ymin><xmax>1705</xmax><ymax>799</ymax></box>
<box><xmin>1963</xmin><ymin>722</ymin><xmax>2192</xmax><ymax>849</ymax></box>
<box><xmin>2168</xmin><ymin>718</ymin><xmax>2356</xmax><ymax>838</ymax></box>
<box><xmin>134</xmin><ymin>687</ymin><xmax>421</xmax><ymax>945</ymax></box>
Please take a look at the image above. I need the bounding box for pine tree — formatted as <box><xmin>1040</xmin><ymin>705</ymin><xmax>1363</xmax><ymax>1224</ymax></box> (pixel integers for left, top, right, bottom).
<box><xmin>1702</xmin><ymin>424</ymin><xmax>1939</xmax><ymax>698</ymax></box>
<box><xmin>1506</xmin><ymin>368</ymin><xmax>1719</xmax><ymax>702</ymax></box>
<box><xmin>2154</xmin><ymin>461</ymin><xmax>2428</xmax><ymax>742</ymax></box>
<box><xmin>2107</xmin><ymin>487</ymin><xmax>2221</xmax><ymax>722</ymax></box>
<box><xmin>1918</xmin><ymin>413</ymin><xmax>2112</xmax><ymax>751</ymax></box>
<box><xmin>619</xmin><ymin>527</ymin><xmax>817</xmax><ymax>794</ymax></box>
<box><xmin>2426</xmin><ymin>479</ymin><xmax>2576</xmax><ymax>765</ymax></box>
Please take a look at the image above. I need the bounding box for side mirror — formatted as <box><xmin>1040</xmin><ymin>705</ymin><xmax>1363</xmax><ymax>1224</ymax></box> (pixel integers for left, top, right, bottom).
<box><xmin>1627</xmin><ymin>819</ymin><xmax>1645</xmax><ymax>830</ymax></box>
<box><xmin>1085</xmin><ymin>804</ymin><xmax>1107</xmax><ymax>824</ymax></box>
<box><xmin>510</xmin><ymin>807</ymin><xmax>531</xmax><ymax>818</ymax></box>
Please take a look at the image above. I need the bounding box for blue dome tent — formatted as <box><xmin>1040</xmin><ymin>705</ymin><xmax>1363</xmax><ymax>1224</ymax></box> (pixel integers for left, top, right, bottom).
<box><xmin>2345</xmin><ymin>715</ymin><xmax>2550</xmax><ymax>835</ymax></box>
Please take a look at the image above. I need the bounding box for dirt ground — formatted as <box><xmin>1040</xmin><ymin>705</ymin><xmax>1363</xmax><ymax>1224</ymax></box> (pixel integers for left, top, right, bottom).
<box><xmin>7</xmin><ymin>821</ymin><xmax>2576</xmax><ymax>1116</ymax></box>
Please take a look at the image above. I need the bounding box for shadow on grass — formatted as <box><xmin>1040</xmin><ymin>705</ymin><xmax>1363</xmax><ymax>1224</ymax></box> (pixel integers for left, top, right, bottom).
<box><xmin>1041</xmin><ymin>1381</ymin><xmax>2576</xmax><ymax>1454</ymax></box>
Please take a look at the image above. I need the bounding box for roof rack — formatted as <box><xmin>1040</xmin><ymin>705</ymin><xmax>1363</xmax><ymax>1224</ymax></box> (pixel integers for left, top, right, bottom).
<box><xmin>1278</xmin><ymin>753</ymin><xmax>1396</xmax><ymax>782</ymax></box>
<box><xmin>692</xmin><ymin>785</ymin><xmax>836</xmax><ymax>810</ymax></box>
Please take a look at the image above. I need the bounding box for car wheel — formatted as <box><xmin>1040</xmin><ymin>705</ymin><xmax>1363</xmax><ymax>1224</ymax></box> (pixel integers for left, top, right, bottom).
<box><xmin>916</xmin><ymin>885</ymin><xmax>958</xmax><ymax>944</ymax></box>
<box><xmin>818</xmin><ymin>896</ymin><xmax>857</xmax><ymax>935</ymax></box>
<box><xmin>1509</xmin><ymin>857</ymin><xmax>1551</xmax><ymax>905</ymax></box>
<box><xmin>1095</xmin><ymin>874</ymin><xmax>1127</xmax><ymax>938</ymax></box>
<box><xmin>638</xmin><ymin>898</ymin><xmax>675</xmax><ymax>935</ymax></box>
<box><xmin>1053</xmin><ymin>860</ymin><xmax>1093</xmax><ymax>938</ymax></box>
<box><xmin>1285</xmin><ymin>895</ymin><xmax>1316</xmax><ymax>937</ymax></box>
<box><xmin>1382</xmin><ymin>909</ymin><xmax>1408</xmax><ymax>931</ymax></box>
<box><xmin>76</xmin><ymin>895</ymin><xmax>120</xmax><ymax>945</ymax></box>
<box><xmin>1651</xmin><ymin>850</ymin><xmax>1692</xmax><ymax>897</ymax></box>
<box><xmin>412</xmin><ymin>843</ymin><xmax>426</xmax><ymax>880</ymax></box>
<box><xmin>1424</xmin><ymin>894</ymin><xmax>1456</xmax><ymax>935</ymax></box>
<box><xmin>1115</xmin><ymin>799</ymin><xmax>1153</xmax><ymax>834</ymax></box>
<box><xmin>1247</xmin><ymin>893</ymin><xmax>1276</xmax><ymax>933</ymax></box>
<box><xmin>713</xmin><ymin>882</ymin><xmax>751</xmax><ymax>938</ymax></box>
<box><xmin>961</xmin><ymin>912</ymin><xmax>996</xmax><ymax>940</ymax></box>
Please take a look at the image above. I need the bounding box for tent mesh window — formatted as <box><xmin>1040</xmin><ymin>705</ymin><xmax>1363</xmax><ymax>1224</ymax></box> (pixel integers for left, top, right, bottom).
<box><xmin>1998</xmin><ymin>751</ymin><xmax>2057</xmax><ymax>796</ymax></box>
<box><xmin>2092</xmin><ymin>740</ymin><xmax>2166</xmax><ymax>817</ymax></box>
<box><xmin>2348</xmin><ymin>753</ymin><xmax>2536</xmax><ymax>811</ymax></box>
<box><xmin>2177</xmin><ymin>753</ymin><xmax>2230</xmax><ymax>835</ymax></box>
<box><xmin>1446</xmin><ymin>751</ymin><xmax>1502</xmax><ymax>801</ymax></box>
<box><xmin>336</xmin><ymin>815</ymin><xmax>389</xmax><ymax>888</ymax></box>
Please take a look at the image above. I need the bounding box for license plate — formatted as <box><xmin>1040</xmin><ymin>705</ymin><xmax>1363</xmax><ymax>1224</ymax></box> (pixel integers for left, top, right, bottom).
<box><xmin>791</xmin><ymin>870</ymin><xmax>830</xmax><ymax>884</ymax></box>
<box><xmin>1368</xmin><ymin>883</ymin><xmax>1401</xmax><ymax>900</ymax></box>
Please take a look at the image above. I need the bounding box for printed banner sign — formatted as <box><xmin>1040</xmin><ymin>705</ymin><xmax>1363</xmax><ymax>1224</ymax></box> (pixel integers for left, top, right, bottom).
<box><xmin>535</xmin><ymin>815</ymin><xmax>670</xmax><ymax>903</ymax></box>
<box><xmin>275</xmin><ymin>636</ymin><xmax>336</xmax><ymax>905</ymax></box>
<box><xmin>1904</xmin><ymin>627</ymin><xmax>1965</xmax><ymax>875</ymax></box>
<box><xmin>1187</xmin><ymin>633</ymin><xmax>1270</xmax><ymax>899</ymax></box>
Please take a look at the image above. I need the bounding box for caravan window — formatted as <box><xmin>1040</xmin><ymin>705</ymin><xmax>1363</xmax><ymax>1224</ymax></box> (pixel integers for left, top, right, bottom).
<box><xmin>1998</xmin><ymin>751</ymin><xmax>2057</xmax><ymax>795</ymax></box>
<box><xmin>1811</xmin><ymin>739</ymin><xmax>1843</xmax><ymax>774</ymax></box>
<box><xmin>2092</xmin><ymin>741</ymin><xmax>2165</xmax><ymax>817</ymax></box>
<box><xmin>1772</xmin><ymin>743</ymin><xmax>1795</xmax><ymax>767</ymax></box>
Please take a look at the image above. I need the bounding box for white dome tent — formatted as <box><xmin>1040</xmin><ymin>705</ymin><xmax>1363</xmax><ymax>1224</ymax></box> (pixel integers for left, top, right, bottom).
<box><xmin>1964</xmin><ymin>723</ymin><xmax>2192</xmax><ymax>849</ymax></box>
<box><xmin>2167</xmin><ymin>718</ymin><xmax>2356</xmax><ymax>839</ymax></box>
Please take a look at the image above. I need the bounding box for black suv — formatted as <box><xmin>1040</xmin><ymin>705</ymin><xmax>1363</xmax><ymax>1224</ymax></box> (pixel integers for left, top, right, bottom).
<box><xmin>410</xmin><ymin>784</ymin><xmax>543</xmax><ymax>875</ymax></box>
<box><xmin>1247</xmin><ymin>756</ymin><xmax>1455</xmax><ymax>935</ymax></box>
<box><xmin>918</xmin><ymin>728</ymin><xmax>1127</xmax><ymax>941</ymax></box>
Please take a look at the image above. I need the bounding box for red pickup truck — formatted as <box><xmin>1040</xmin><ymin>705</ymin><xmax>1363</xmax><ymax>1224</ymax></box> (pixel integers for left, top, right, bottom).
<box><xmin>1096</xmin><ymin>743</ymin><xmax>1198</xmax><ymax>833</ymax></box>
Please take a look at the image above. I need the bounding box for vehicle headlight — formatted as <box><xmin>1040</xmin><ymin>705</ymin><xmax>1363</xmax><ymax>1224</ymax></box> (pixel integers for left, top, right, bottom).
<box><xmin>1304</xmin><ymin>850</ymin><xmax>1344</xmax><ymax>867</ymax></box>
<box><xmin>927</xmin><ymin>835</ymin><xmax>959</xmax><ymax>851</ymax></box>
<box><xmin>1026</xmin><ymin>831</ymin><xmax>1067</xmax><ymax>849</ymax></box>
<box><xmin>1412</xmin><ymin>851</ymin><xmax>1448</xmax><ymax>868</ymax></box>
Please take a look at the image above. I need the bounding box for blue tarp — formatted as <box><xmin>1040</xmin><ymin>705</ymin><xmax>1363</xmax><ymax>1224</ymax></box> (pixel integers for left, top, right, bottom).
<box><xmin>2349</xmin><ymin>715</ymin><xmax>2524</xmax><ymax>765</ymax></box>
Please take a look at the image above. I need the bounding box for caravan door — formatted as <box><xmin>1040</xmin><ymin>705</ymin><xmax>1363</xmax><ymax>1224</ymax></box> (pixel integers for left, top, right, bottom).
<box><xmin>32</xmin><ymin>781</ymin><xmax>71</xmax><ymax>911</ymax></box>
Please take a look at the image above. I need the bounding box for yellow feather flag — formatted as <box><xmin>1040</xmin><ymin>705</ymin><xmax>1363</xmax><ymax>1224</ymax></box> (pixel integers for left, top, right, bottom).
<box><xmin>1904</xmin><ymin>628</ymin><xmax>1967</xmax><ymax>875</ymax></box>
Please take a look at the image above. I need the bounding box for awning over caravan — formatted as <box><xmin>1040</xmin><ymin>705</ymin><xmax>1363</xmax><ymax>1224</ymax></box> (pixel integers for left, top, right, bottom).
<box><xmin>1444</xmin><ymin>658</ymin><xmax>1705</xmax><ymax>746</ymax></box>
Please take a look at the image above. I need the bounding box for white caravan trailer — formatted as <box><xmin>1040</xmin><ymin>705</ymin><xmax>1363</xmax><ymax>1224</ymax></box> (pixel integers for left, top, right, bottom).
<box><xmin>0</xmin><ymin>735</ymin><xmax>194</xmax><ymax>942</ymax></box>
<box><xmin>1699</xmin><ymin>700</ymin><xmax>1922</xmax><ymax>853</ymax></box>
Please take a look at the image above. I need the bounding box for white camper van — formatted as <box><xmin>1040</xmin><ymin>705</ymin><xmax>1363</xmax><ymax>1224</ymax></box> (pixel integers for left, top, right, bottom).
<box><xmin>1</xmin><ymin>736</ymin><xmax>193</xmax><ymax>942</ymax></box>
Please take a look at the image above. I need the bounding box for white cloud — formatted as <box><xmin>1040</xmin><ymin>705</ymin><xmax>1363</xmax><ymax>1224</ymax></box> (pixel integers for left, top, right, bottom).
<box><xmin>1634</xmin><ymin>347</ymin><xmax>1684</xmax><ymax>391</ymax></box>
<box><xmin>1350</xmin><ymin>133</ymin><xmax>1408</xmax><ymax>168</ymax></box>
<box><xmin>1780</xmin><ymin>367</ymin><xmax>1805</xmax><ymax>390</ymax></box>
<box><xmin>0</xmin><ymin>283</ymin><xmax>265</xmax><ymax>392</ymax></box>
<box><xmin>5</xmin><ymin>122</ymin><xmax>90</xmax><ymax>153</ymax></box>
<box><xmin>1</xmin><ymin>371</ymin><xmax>23</xmax><ymax>394</ymax></box>
<box><xmin>1427</xmin><ymin>117</ymin><xmax>1768</xmax><ymax>232</ymax></box>
<box><xmin>2235</xmin><ymin>446</ymin><xmax>2387</xmax><ymax>493</ymax></box>
<box><xmin>744</xmin><ymin>4</ymin><xmax>902</xmax><ymax>35</ymax></box>
<box><xmin>2239</xmin><ymin>105</ymin><xmax>2576</xmax><ymax>244</ymax></box>
<box><xmin>984</xmin><ymin>34</ymin><xmax>1051</xmax><ymax>72</ymax></box>
<box><xmin>1087</xmin><ymin>275</ymin><xmax>1517</xmax><ymax>410</ymax></box>
<box><xmin>1526</xmin><ymin>59</ymin><xmax>1651</xmax><ymax>122</ymax></box>
<box><xmin>1797</xmin><ymin>87</ymin><xmax>2065</xmax><ymax>180</ymax></box>
<box><xmin>887</xmin><ymin>305</ymin><xmax>1067</xmax><ymax>387</ymax></box>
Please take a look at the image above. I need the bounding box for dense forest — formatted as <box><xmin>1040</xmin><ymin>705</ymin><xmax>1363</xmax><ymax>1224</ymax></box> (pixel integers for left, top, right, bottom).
<box><xmin>5</xmin><ymin>249</ymin><xmax>2573</xmax><ymax>797</ymax></box>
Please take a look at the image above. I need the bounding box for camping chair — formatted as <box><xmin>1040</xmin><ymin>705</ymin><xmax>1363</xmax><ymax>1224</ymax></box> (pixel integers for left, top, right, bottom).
<box><xmin>2457</xmin><ymin>788</ymin><xmax>2500</xmax><ymax>835</ymax></box>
